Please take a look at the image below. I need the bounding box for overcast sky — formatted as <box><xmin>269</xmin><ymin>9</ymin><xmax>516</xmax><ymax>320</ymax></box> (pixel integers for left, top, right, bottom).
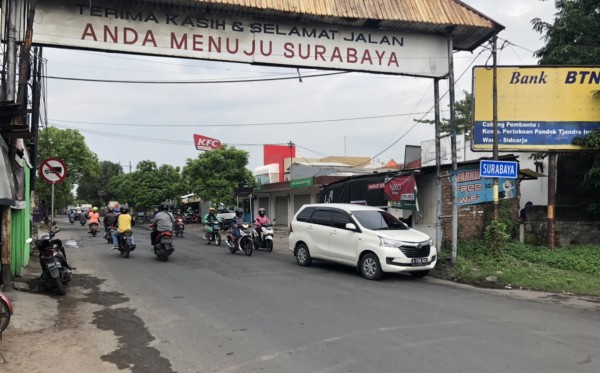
<box><xmin>42</xmin><ymin>0</ymin><xmax>557</xmax><ymax>173</ymax></box>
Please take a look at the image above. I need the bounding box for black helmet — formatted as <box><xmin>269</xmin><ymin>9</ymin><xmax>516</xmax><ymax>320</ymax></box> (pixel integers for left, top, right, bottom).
<box><xmin>120</xmin><ymin>206</ymin><xmax>129</xmax><ymax>214</ymax></box>
<box><xmin>160</xmin><ymin>202</ymin><xmax>169</xmax><ymax>211</ymax></box>
<box><xmin>235</xmin><ymin>208</ymin><xmax>243</xmax><ymax>217</ymax></box>
<box><xmin>258</xmin><ymin>208</ymin><xmax>266</xmax><ymax>217</ymax></box>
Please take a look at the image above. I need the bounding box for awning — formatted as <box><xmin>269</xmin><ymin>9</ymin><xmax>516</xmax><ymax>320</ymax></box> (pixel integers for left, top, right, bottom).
<box><xmin>0</xmin><ymin>136</ymin><xmax>16</xmax><ymax>206</ymax></box>
<box><xmin>519</xmin><ymin>168</ymin><xmax>547</xmax><ymax>181</ymax></box>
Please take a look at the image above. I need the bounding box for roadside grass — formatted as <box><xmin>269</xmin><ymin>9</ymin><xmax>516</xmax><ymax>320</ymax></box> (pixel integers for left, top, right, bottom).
<box><xmin>433</xmin><ymin>240</ymin><xmax>600</xmax><ymax>296</ymax></box>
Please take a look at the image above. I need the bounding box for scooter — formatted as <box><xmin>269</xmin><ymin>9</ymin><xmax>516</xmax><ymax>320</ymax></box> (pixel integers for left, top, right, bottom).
<box><xmin>154</xmin><ymin>231</ymin><xmax>174</xmax><ymax>262</ymax></box>
<box><xmin>79</xmin><ymin>215</ymin><xmax>87</xmax><ymax>226</ymax></box>
<box><xmin>0</xmin><ymin>290</ymin><xmax>13</xmax><ymax>334</ymax></box>
<box><xmin>29</xmin><ymin>229</ymin><xmax>73</xmax><ymax>295</ymax></box>
<box><xmin>252</xmin><ymin>219</ymin><xmax>275</xmax><ymax>252</ymax></box>
<box><xmin>226</xmin><ymin>223</ymin><xmax>253</xmax><ymax>256</ymax></box>
<box><xmin>174</xmin><ymin>217</ymin><xmax>185</xmax><ymax>237</ymax></box>
<box><xmin>117</xmin><ymin>229</ymin><xmax>135</xmax><ymax>258</ymax></box>
<box><xmin>90</xmin><ymin>222</ymin><xmax>99</xmax><ymax>237</ymax></box>
<box><xmin>104</xmin><ymin>226</ymin><xmax>115</xmax><ymax>244</ymax></box>
<box><xmin>204</xmin><ymin>221</ymin><xmax>221</xmax><ymax>246</ymax></box>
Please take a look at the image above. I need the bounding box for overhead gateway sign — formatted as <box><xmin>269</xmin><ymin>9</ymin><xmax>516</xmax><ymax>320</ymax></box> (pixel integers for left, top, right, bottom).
<box><xmin>479</xmin><ymin>160</ymin><xmax>518</xmax><ymax>179</ymax></box>
<box><xmin>31</xmin><ymin>0</ymin><xmax>449</xmax><ymax>78</ymax></box>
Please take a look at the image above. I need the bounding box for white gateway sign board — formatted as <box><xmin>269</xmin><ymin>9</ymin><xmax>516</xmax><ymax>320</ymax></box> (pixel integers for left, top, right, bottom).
<box><xmin>32</xmin><ymin>0</ymin><xmax>449</xmax><ymax>78</ymax></box>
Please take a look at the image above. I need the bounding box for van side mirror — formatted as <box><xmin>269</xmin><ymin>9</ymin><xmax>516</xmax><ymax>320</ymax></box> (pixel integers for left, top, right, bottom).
<box><xmin>345</xmin><ymin>223</ymin><xmax>357</xmax><ymax>231</ymax></box>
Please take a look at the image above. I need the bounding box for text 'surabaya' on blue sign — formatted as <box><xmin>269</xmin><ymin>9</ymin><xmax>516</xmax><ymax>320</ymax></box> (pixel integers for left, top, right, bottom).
<box><xmin>479</xmin><ymin>160</ymin><xmax>518</xmax><ymax>179</ymax></box>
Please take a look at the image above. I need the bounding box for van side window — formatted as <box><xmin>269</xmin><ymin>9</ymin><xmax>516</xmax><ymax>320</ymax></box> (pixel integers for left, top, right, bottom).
<box><xmin>296</xmin><ymin>207</ymin><xmax>316</xmax><ymax>222</ymax></box>
<box><xmin>332</xmin><ymin>211</ymin><xmax>353</xmax><ymax>229</ymax></box>
<box><xmin>310</xmin><ymin>209</ymin><xmax>334</xmax><ymax>226</ymax></box>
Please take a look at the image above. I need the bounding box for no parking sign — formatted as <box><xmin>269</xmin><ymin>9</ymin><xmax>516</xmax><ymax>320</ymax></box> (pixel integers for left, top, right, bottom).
<box><xmin>38</xmin><ymin>158</ymin><xmax>68</xmax><ymax>184</ymax></box>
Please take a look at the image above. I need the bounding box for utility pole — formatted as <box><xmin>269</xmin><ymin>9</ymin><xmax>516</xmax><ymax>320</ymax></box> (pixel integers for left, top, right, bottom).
<box><xmin>447</xmin><ymin>28</ymin><xmax>458</xmax><ymax>265</ymax></box>
<box><xmin>547</xmin><ymin>153</ymin><xmax>557</xmax><ymax>250</ymax></box>
<box><xmin>288</xmin><ymin>141</ymin><xmax>294</xmax><ymax>181</ymax></box>
<box><xmin>434</xmin><ymin>79</ymin><xmax>443</xmax><ymax>252</ymax></box>
<box><xmin>492</xmin><ymin>36</ymin><xmax>500</xmax><ymax>255</ymax></box>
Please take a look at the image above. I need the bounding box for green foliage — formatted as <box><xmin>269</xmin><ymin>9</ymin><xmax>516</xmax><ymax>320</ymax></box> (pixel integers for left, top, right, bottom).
<box><xmin>435</xmin><ymin>240</ymin><xmax>600</xmax><ymax>296</ymax></box>
<box><xmin>35</xmin><ymin>126</ymin><xmax>99</xmax><ymax>210</ymax></box>
<box><xmin>76</xmin><ymin>160</ymin><xmax>123</xmax><ymax>207</ymax></box>
<box><xmin>108</xmin><ymin>160</ymin><xmax>186</xmax><ymax>209</ymax></box>
<box><xmin>182</xmin><ymin>145</ymin><xmax>256</xmax><ymax>206</ymax></box>
<box><xmin>416</xmin><ymin>91</ymin><xmax>473</xmax><ymax>140</ymax></box>
<box><xmin>483</xmin><ymin>220</ymin><xmax>511</xmax><ymax>246</ymax></box>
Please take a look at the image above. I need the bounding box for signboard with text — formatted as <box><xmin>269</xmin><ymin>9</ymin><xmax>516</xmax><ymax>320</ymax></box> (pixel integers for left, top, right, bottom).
<box><xmin>479</xmin><ymin>160</ymin><xmax>518</xmax><ymax>179</ymax></box>
<box><xmin>472</xmin><ymin>66</ymin><xmax>600</xmax><ymax>151</ymax></box>
<box><xmin>32</xmin><ymin>0</ymin><xmax>449</xmax><ymax>77</ymax></box>
<box><xmin>194</xmin><ymin>134</ymin><xmax>222</xmax><ymax>151</ymax></box>
<box><xmin>454</xmin><ymin>168</ymin><xmax>517</xmax><ymax>206</ymax></box>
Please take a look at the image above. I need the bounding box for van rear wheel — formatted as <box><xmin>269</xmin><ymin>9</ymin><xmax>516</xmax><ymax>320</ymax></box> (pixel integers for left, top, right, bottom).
<box><xmin>295</xmin><ymin>243</ymin><xmax>312</xmax><ymax>266</ymax></box>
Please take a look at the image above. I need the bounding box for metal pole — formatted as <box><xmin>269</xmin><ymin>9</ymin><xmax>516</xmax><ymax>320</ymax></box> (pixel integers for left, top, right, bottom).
<box><xmin>434</xmin><ymin>79</ymin><xmax>443</xmax><ymax>251</ymax></box>
<box><xmin>547</xmin><ymin>153</ymin><xmax>557</xmax><ymax>250</ymax></box>
<box><xmin>492</xmin><ymin>36</ymin><xmax>500</xmax><ymax>255</ymax></box>
<box><xmin>51</xmin><ymin>182</ymin><xmax>55</xmax><ymax>225</ymax></box>
<box><xmin>447</xmin><ymin>28</ymin><xmax>458</xmax><ymax>265</ymax></box>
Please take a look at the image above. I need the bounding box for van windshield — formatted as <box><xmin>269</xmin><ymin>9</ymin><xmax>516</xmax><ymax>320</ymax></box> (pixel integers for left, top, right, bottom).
<box><xmin>353</xmin><ymin>210</ymin><xmax>408</xmax><ymax>230</ymax></box>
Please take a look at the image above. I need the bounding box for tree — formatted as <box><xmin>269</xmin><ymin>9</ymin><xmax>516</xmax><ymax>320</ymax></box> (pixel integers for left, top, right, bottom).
<box><xmin>108</xmin><ymin>160</ymin><xmax>185</xmax><ymax>209</ymax></box>
<box><xmin>182</xmin><ymin>145</ymin><xmax>256</xmax><ymax>206</ymax></box>
<box><xmin>532</xmin><ymin>0</ymin><xmax>600</xmax><ymax>214</ymax></box>
<box><xmin>76</xmin><ymin>160</ymin><xmax>123</xmax><ymax>206</ymax></box>
<box><xmin>416</xmin><ymin>91</ymin><xmax>473</xmax><ymax>140</ymax></box>
<box><xmin>35</xmin><ymin>126</ymin><xmax>99</xmax><ymax>211</ymax></box>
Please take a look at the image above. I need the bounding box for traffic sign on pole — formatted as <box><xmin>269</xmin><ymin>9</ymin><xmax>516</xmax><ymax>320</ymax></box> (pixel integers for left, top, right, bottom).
<box><xmin>479</xmin><ymin>160</ymin><xmax>518</xmax><ymax>179</ymax></box>
<box><xmin>39</xmin><ymin>158</ymin><xmax>68</xmax><ymax>184</ymax></box>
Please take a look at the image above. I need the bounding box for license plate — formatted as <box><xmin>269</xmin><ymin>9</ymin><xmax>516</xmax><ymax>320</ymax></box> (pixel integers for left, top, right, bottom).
<box><xmin>46</xmin><ymin>261</ymin><xmax>61</xmax><ymax>269</ymax></box>
<box><xmin>411</xmin><ymin>258</ymin><xmax>428</xmax><ymax>266</ymax></box>
<box><xmin>161</xmin><ymin>238</ymin><xmax>173</xmax><ymax>244</ymax></box>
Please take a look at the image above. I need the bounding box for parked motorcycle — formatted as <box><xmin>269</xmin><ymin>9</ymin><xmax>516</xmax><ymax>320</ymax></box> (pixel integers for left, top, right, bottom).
<box><xmin>90</xmin><ymin>222</ymin><xmax>99</xmax><ymax>237</ymax></box>
<box><xmin>104</xmin><ymin>226</ymin><xmax>115</xmax><ymax>244</ymax></box>
<box><xmin>117</xmin><ymin>229</ymin><xmax>135</xmax><ymax>258</ymax></box>
<box><xmin>252</xmin><ymin>219</ymin><xmax>275</xmax><ymax>252</ymax></box>
<box><xmin>0</xmin><ymin>290</ymin><xmax>13</xmax><ymax>334</ymax></box>
<box><xmin>174</xmin><ymin>217</ymin><xmax>185</xmax><ymax>237</ymax></box>
<box><xmin>154</xmin><ymin>231</ymin><xmax>174</xmax><ymax>262</ymax></box>
<box><xmin>204</xmin><ymin>221</ymin><xmax>221</xmax><ymax>246</ymax></box>
<box><xmin>30</xmin><ymin>229</ymin><xmax>73</xmax><ymax>295</ymax></box>
<box><xmin>226</xmin><ymin>223</ymin><xmax>253</xmax><ymax>256</ymax></box>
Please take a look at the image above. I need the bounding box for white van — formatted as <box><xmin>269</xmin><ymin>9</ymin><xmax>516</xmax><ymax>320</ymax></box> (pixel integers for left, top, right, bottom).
<box><xmin>288</xmin><ymin>203</ymin><xmax>437</xmax><ymax>280</ymax></box>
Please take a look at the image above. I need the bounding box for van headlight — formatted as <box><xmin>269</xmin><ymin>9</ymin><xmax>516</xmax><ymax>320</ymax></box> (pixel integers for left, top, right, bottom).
<box><xmin>379</xmin><ymin>236</ymin><xmax>404</xmax><ymax>248</ymax></box>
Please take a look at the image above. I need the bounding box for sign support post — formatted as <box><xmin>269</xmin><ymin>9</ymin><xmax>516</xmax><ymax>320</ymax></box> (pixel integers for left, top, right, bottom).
<box><xmin>51</xmin><ymin>181</ymin><xmax>55</xmax><ymax>225</ymax></box>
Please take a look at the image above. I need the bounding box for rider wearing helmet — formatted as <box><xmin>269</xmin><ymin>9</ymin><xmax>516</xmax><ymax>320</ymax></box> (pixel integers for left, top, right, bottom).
<box><xmin>113</xmin><ymin>206</ymin><xmax>136</xmax><ymax>249</ymax></box>
<box><xmin>230</xmin><ymin>207</ymin><xmax>245</xmax><ymax>250</ymax></box>
<box><xmin>254</xmin><ymin>207</ymin><xmax>271</xmax><ymax>241</ymax></box>
<box><xmin>204</xmin><ymin>207</ymin><xmax>220</xmax><ymax>240</ymax></box>
<box><xmin>87</xmin><ymin>207</ymin><xmax>100</xmax><ymax>233</ymax></box>
<box><xmin>151</xmin><ymin>202</ymin><xmax>174</xmax><ymax>245</ymax></box>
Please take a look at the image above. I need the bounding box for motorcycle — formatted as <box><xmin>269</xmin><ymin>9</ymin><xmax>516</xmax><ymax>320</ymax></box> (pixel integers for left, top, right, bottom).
<box><xmin>79</xmin><ymin>215</ymin><xmax>87</xmax><ymax>226</ymax></box>
<box><xmin>68</xmin><ymin>215</ymin><xmax>75</xmax><ymax>224</ymax></box>
<box><xmin>104</xmin><ymin>226</ymin><xmax>115</xmax><ymax>244</ymax></box>
<box><xmin>226</xmin><ymin>223</ymin><xmax>253</xmax><ymax>256</ymax></box>
<box><xmin>174</xmin><ymin>217</ymin><xmax>185</xmax><ymax>237</ymax></box>
<box><xmin>29</xmin><ymin>229</ymin><xmax>73</xmax><ymax>295</ymax></box>
<box><xmin>204</xmin><ymin>221</ymin><xmax>221</xmax><ymax>246</ymax></box>
<box><xmin>154</xmin><ymin>231</ymin><xmax>174</xmax><ymax>262</ymax></box>
<box><xmin>252</xmin><ymin>219</ymin><xmax>275</xmax><ymax>252</ymax></box>
<box><xmin>0</xmin><ymin>290</ymin><xmax>13</xmax><ymax>334</ymax></box>
<box><xmin>117</xmin><ymin>229</ymin><xmax>135</xmax><ymax>258</ymax></box>
<box><xmin>90</xmin><ymin>222</ymin><xmax>99</xmax><ymax>237</ymax></box>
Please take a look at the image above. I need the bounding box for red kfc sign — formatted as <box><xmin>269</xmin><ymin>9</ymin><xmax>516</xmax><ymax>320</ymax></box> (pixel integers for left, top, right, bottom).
<box><xmin>194</xmin><ymin>134</ymin><xmax>222</xmax><ymax>151</ymax></box>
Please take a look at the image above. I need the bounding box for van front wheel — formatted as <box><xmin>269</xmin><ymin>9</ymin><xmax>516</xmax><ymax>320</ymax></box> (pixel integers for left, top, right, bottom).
<box><xmin>360</xmin><ymin>253</ymin><xmax>383</xmax><ymax>280</ymax></box>
<box><xmin>295</xmin><ymin>243</ymin><xmax>312</xmax><ymax>267</ymax></box>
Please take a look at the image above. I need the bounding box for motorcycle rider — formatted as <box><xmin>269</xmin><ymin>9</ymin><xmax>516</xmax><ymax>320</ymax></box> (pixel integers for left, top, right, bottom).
<box><xmin>88</xmin><ymin>207</ymin><xmax>100</xmax><ymax>234</ymax></box>
<box><xmin>151</xmin><ymin>202</ymin><xmax>174</xmax><ymax>245</ymax></box>
<box><xmin>204</xmin><ymin>207</ymin><xmax>220</xmax><ymax>240</ymax></box>
<box><xmin>113</xmin><ymin>206</ymin><xmax>136</xmax><ymax>249</ymax></box>
<box><xmin>104</xmin><ymin>206</ymin><xmax>119</xmax><ymax>237</ymax></box>
<box><xmin>254</xmin><ymin>208</ymin><xmax>271</xmax><ymax>244</ymax></box>
<box><xmin>230</xmin><ymin>207</ymin><xmax>245</xmax><ymax>251</ymax></box>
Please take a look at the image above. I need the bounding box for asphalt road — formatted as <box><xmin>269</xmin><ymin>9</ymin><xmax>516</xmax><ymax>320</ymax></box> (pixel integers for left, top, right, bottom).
<box><xmin>54</xmin><ymin>219</ymin><xmax>600</xmax><ymax>373</ymax></box>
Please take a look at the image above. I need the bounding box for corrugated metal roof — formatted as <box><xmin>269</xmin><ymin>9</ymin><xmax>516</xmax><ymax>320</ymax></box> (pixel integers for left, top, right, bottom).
<box><xmin>159</xmin><ymin>0</ymin><xmax>503</xmax><ymax>51</ymax></box>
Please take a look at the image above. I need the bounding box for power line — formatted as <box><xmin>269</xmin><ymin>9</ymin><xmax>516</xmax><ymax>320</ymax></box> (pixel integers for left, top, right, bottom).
<box><xmin>43</xmin><ymin>71</ymin><xmax>350</xmax><ymax>84</ymax></box>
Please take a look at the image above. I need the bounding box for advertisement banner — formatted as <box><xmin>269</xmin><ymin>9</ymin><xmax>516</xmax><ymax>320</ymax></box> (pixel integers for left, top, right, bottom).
<box><xmin>384</xmin><ymin>175</ymin><xmax>417</xmax><ymax>210</ymax></box>
<box><xmin>454</xmin><ymin>168</ymin><xmax>517</xmax><ymax>206</ymax></box>
<box><xmin>32</xmin><ymin>0</ymin><xmax>449</xmax><ymax>77</ymax></box>
<box><xmin>472</xmin><ymin>66</ymin><xmax>600</xmax><ymax>151</ymax></box>
<box><xmin>194</xmin><ymin>134</ymin><xmax>222</xmax><ymax>151</ymax></box>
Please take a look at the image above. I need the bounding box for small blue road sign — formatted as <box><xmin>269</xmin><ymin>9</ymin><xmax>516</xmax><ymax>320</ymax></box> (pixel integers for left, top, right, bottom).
<box><xmin>480</xmin><ymin>160</ymin><xmax>518</xmax><ymax>179</ymax></box>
